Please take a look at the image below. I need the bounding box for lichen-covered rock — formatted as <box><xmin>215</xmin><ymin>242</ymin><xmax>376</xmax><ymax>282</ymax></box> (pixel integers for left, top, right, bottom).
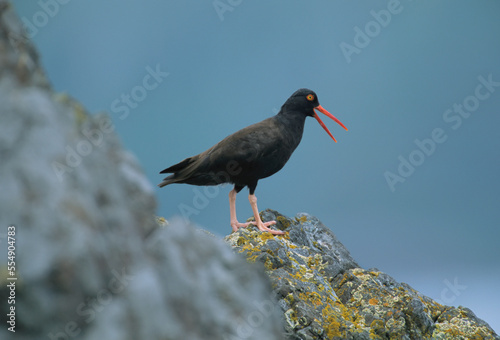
<box><xmin>225</xmin><ymin>210</ymin><xmax>499</xmax><ymax>340</ymax></box>
<box><xmin>0</xmin><ymin>3</ymin><xmax>284</xmax><ymax>339</ymax></box>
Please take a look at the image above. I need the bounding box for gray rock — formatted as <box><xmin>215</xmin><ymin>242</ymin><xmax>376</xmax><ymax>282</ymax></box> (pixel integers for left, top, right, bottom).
<box><xmin>0</xmin><ymin>3</ymin><xmax>284</xmax><ymax>339</ymax></box>
<box><xmin>225</xmin><ymin>209</ymin><xmax>500</xmax><ymax>340</ymax></box>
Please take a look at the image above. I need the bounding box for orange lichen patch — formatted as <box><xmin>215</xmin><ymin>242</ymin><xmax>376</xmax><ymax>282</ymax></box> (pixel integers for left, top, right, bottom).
<box><xmin>306</xmin><ymin>292</ymin><xmax>324</xmax><ymax>307</ymax></box>
<box><xmin>322</xmin><ymin>304</ymin><xmax>343</xmax><ymax>338</ymax></box>
<box><xmin>224</xmin><ymin>213</ymin><xmax>499</xmax><ymax>340</ymax></box>
<box><xmin>321</xmin><ymin>298</ymin><xmax>368</xmax><ymax>338</ymax></box>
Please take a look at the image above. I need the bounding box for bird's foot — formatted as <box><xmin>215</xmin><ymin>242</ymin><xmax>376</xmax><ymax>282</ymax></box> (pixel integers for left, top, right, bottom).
<box><xmin>252</xmin><ymin>220</ymin><xmax>285</xmax><ymax>235</ymax></box>
<box><xmin>230</xmin><ymin>220</ymin><xmax>252</xmax><ymax>232</ymax></box>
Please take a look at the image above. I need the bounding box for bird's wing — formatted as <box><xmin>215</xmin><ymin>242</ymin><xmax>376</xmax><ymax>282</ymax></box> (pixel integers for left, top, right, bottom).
<box><xmin>206</xmin><ymin>117</ymin><xmax>283</xmax><ymax>168</ymax></box>
<box><xmin>159</xmin><ymin>116</ymin><xmax>284</xmax><ymax>186</ymax></box>
<box><xmin>160</xmin><ymin>157</ymin><xmax>194</xmax><ymax>174</ymax></box>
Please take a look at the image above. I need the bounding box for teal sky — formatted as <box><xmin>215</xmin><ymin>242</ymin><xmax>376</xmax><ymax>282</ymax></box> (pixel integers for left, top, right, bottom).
<box><xmin>12</xmin><ymin>0</ymin><xmax>500</xmax><ymax>332</ymax></box>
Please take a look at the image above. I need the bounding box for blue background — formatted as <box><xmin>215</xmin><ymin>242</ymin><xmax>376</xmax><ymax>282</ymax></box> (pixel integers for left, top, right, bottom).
<box><xmin>13</xmin><ymin>0</ymin><xmax>500</xmax><ymax>332</ymax></box>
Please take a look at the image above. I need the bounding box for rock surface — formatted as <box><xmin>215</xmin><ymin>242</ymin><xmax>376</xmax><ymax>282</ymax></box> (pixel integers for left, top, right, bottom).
<box><xmin>0</xmin><ymin>3</ymin><xmax>283</xmax><ymax>340</ymax></box>
<box><xmin>225</xmin><ymin>210</ymin><xmax>500</xmax><ymax>340</ymax></box>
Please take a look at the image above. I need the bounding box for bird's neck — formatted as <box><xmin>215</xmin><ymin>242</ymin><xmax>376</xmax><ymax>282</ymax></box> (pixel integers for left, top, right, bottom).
<box><xmin>276</xmin><ymin>109</ymin><xmax>307</xmax><ymax>147</ymax></box>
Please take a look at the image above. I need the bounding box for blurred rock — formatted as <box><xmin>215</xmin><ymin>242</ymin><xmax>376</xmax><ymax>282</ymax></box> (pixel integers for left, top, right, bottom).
<box><xmin>225</xmin><ymin>209</ymin><xmax>500</xmax><ymax>340</ymax></box>
<box><xmin>0</xmin><ymin>2</ymin><xmax>283</xmax><ymax>339</ymax></box>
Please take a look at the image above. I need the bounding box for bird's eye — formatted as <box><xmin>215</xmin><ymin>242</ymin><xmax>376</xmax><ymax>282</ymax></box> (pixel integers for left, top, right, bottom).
<box><xmin>306</xmin><ymin>94</ymin><xmax>315</xmax><ymax>101</ymax></box>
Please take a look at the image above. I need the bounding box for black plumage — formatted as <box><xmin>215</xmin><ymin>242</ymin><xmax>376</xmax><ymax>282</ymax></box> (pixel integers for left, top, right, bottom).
<box><xmin>159</xmin><ymin>88</ymin><xmax>347</xmax><ymax>234</ymax></box>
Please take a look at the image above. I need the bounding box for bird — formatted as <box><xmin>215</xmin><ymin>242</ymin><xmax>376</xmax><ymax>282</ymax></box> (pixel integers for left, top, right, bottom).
<box><xmin>158</xmin><ymin>88</ymin><xmax>347</xmax><ymax>235</ymax></box>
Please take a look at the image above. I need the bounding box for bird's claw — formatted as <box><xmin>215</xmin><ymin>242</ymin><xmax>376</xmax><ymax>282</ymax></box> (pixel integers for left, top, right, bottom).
<box><xmin>230</xmin><ymin>221</ymin><xmax>252</xmax><ymax>232</ymax></box>
<box><xmin>231</xmin><ymin>220</ymin><xmax>284</xmax><ymax>235</ymax></box>
<box><xmin>252</xmin><ymin>220</ymin><xmax>285</xmax><ymax>235</ymax></box>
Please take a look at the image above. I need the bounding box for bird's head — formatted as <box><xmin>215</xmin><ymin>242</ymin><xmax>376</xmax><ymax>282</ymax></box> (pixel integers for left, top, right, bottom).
<box><xmin>283</xmin><ymin>88</ymin><xmax>348</xmax><ymax>142</ymax></box>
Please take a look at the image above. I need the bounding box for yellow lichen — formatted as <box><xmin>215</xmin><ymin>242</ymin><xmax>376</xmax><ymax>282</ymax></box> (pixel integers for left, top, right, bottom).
<box><xmin>295</xmin><ymin>215</ymin><xmax>308</xmax><ymax>223</ymax></box>
<box><xmin>224</xmin><ymin>219</ymin><xmax>496</xmax><ymax>340</ymax></box>
<box><xmin>236</xmin><ymin>237</ymin><xmax>246</xmax><ymax>246</ymax></box>
<box><xmin>322</xmin><ymin>304</ymin><xmax>343</xmax><ymax>338</ymax></box>
<box><xmin>284</xmin><ymin>309</ymin><xmax>299</xmax><ymax>329</ymax></box>
<box><xmin>155</xmin><ymin>216</ymin><xmax>168</xmax><ymax>227</ymax></box>
<box><xmin>257</xmin><ymin>231</ymin><xmax>276</xmax><ymax>242</ymax></box>
<box><xmin>277</xmin><ymin>215</ymin><xmax>291</xmax><ymax>228</ymax></box>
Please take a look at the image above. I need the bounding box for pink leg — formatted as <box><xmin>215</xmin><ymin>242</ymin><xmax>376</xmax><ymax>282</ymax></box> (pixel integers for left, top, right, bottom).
<box><xmin>229</xmin><ymin>188</ymin><xmax>251</xmax><ymax>232</ymax></box>
<box><xmin>248</xmin><ymin>194</ymin><xmax>284</xmax><ymax>235</ymax></box>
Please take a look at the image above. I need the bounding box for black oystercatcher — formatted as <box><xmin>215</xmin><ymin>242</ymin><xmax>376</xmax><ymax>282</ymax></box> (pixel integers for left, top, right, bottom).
<box><xmin>158</xmin><ymin>88</ymin><xmax>347</xmax><ymax>235</ymax></box>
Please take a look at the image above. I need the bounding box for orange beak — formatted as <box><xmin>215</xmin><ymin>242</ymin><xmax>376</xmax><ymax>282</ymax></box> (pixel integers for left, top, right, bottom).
<box><xmin>313</xmin><ymin>105</ymin><xmax>348</xmax><ymax>142</ymax></box>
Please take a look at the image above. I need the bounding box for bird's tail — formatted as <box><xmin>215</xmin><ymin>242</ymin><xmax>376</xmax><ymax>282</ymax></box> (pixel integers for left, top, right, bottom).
<box><xmin>158</xmin><ymin>156</ymin><xmax>196</xmax><ymax>188</ymax></box>
<box><xmin>158</xmin><ymin>178</ymin><xmax>173</xmax><ymax>188</ymax></box>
